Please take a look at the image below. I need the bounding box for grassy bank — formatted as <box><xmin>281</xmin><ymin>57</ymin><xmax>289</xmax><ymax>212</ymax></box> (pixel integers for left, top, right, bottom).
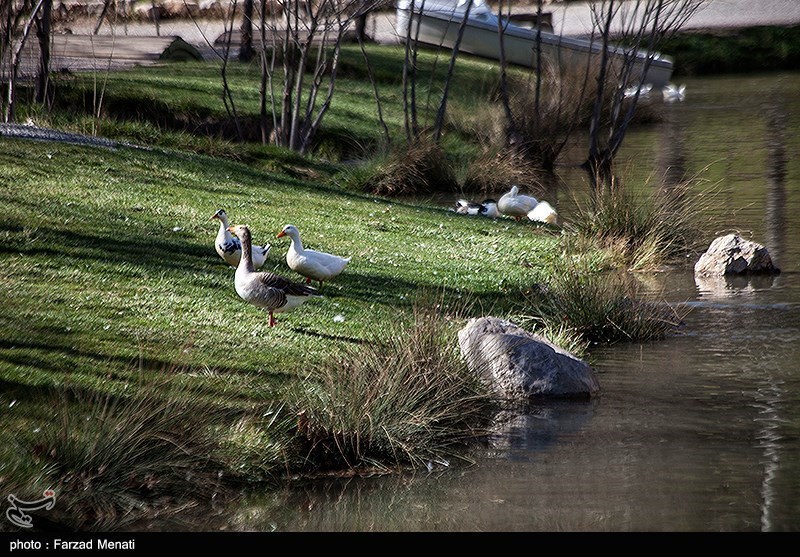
<box><xmin>0</xmin><ymin>135</ymin><xmax>556</xmax><ymax>527</ymax></box>
<box><xmin>662</xmin><ymin>25</ymin><xmax>800</xmax><ymax>76</ymax></box>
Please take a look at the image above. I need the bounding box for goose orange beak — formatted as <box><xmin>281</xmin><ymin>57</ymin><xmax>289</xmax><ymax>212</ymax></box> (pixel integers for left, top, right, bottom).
<box><xmin>276</xmin><ymin>231</ymin><xmax>286</xmax><ymax>238</ymax></box>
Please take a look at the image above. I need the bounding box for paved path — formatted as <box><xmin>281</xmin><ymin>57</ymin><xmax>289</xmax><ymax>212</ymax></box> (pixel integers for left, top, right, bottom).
<box><xmin>17</xmin><ymin>1</ymin><xmax>800</xmax><ymax>74</ymax></box>
<box><xmin>549</xmin><ymin>0</ymin><xmax>800</xmax><ymax>36</ymax></box>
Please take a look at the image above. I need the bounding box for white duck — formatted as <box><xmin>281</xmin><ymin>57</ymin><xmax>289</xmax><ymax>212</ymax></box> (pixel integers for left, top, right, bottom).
<box><xmin>662</xmin><ymin>83</ymin><xmax>686</xmax><ymax>103</ymax></box>
<box><xmin>210</xmin><ymin>209</ymin><xmax>270</xmax><ymax>269</ymax></box>
<box><xmin>454</xmin><ymin>198</ymin><xmax>499</xmax><ymax>218</ymax></box>
<box><xmin>527</xmin><ymin>200</ymin><xmax>558</xmax><ymax>225</ymax></box>
<box><xmin>454</xmin><ymin>199</ymin><xmax>482</xmax><ymax>215</ymax></box>
<box><xmin>480</xmin><ymin>199</ymin><xmax>500</xmax><ymax>218</ymax></box>
<box><xmin>227</xmin><ymin>224</ymin><xmax>321</xmax><ymax>327</ymax></box>
<box><xmin>497</xmin><ymin>185</ymin><xmax>539</xmax><ymax>220</ymax></box>
<box><xmin>623</xmin><ymin>82</ymin><xmax>653</xmax><ymax>99</ymax></box>
<box><xmin>277</xmin><ymin>224</ymin><xmax>351</xmax><ymax>287</ymax></box>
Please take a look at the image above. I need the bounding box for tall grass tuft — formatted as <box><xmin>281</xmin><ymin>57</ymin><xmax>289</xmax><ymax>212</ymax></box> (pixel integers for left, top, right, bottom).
<box><xmin>338</xmin><ymin>135</ymin><xmax>459</xmax><ymax>196</ymax></box>
<box><xmin>216</xmin><ymin>403</ymin><xmax>300</xmax><ymax>484</ymax></box>
<box><xmin>565</xmin><ymin>172</ymin><xmax>714</xmax><ymax>271</ymax></box>
<box><xmin>519</xmin><ymin>257</ymin><xmax>689</xmax><ymax>344</ymax></box>
<box><xmin>461</xmin><ymin>147</ymin><xmax>545</xmax><ymax>195</ymax></box>
<box><xmin>27</xmin><ymin>376</ymin><xmax>228</xmax><ymax>530</ymax></box>
<box><xmin>290</xmin><ymin>299</ymin><xmax>493</xmax><ymax>473</ymax></box>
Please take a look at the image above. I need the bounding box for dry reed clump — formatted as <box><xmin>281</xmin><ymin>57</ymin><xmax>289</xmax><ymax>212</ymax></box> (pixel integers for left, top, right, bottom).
<box><xmin>461</xmin><ymin>147</ymin><xmax>546</xmax><ymax>196</ymax></box>
<box><xmin>565</xmin><ymin>170</ymin><xmax>715</xmax><ymax>272</ymax></box>
<box><xmin>289</xmin><ymin>299</ymin><xmax>493</xmax><ymax>473</ymax></box>
<box><xmin>24</xmin><ymin>377</ymin><xmax>228</xmax><ymax>531</ymax></box>
<box><xmin>362</xmin><ymin>135</ymin><xmax>459</xmax><ymax>196</ymax></box>
<box><xmin>521</xmin><ymin>258</ymin><xmax>689</xmax><ymax>345</ymax></box>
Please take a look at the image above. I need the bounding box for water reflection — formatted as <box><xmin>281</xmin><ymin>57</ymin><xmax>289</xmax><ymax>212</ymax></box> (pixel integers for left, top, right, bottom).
<box><xmin>487</xmin><ymin>401</ymin><xmax>596</xmax><ymax>458</ymax></box>
<box><xmin>764</xmin><ymin>99</ymin><xmax>788</xmax><ymax>269</ymax></box>
<box><xmin>657</xmin><ymin>102</ymin><xmax>688</xmax><ymax>188</ymax></box>
<box><xmin>694</xmin><ymin>273</ymin><xmax>778</xmax><ymax>298</ymax></box>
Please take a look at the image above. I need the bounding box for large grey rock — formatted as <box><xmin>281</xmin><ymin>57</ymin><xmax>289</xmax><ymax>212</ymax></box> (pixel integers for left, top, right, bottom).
<box><xmin>694</xmin><ymin>234</ymin><xmax>780</xmax><ymax>277</ymax></box>
<box><xmin>458</xmin><ymin>317</ymin><xmax>600</xmax><ymax>400</ymax></box>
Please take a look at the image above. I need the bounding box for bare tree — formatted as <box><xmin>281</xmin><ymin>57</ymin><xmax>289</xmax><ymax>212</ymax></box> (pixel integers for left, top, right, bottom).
<box><xmin>3</xmin><ymin>0</ymin><xmax>45</xmax><ymax>123</ymax></box>
<box><xmin>582</xmin><ymin>0</ymin><xmax>704</xmax><ymax>188</ymax></box>
<box><xmin>258</xmin><ymin>0</ymin><xmax>384</xmax><ymax>153</ymax></box>
<box><xmin>490</xmin><ymin>0</ymin><xmax>594</xmax><ymax>172</ymax></box>
<box><xmin>431</xmin><ymin>0</ymin><xmax>473</xmax><ymax>142</ymax></box>
<box><xmin>398</xmin><ymin>0</ymin><xmax>480</xmax><ymax>144</ymax></box>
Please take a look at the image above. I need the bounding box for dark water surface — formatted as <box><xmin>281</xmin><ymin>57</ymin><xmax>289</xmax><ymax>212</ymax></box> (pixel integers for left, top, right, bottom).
<box><xmin>224</xmin><ymin>73</ymin><xmax>800</xmax><ymax>532</ymax></box>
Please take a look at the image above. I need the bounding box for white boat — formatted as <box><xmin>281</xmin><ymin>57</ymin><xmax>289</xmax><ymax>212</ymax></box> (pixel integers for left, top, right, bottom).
<box><xmin>396</xmin><ymin>0</ymin><xmax>674</xmax><ymax>88</ymax></box>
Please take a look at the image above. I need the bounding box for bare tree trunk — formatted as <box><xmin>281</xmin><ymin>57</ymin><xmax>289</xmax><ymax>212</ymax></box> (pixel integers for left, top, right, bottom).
<box><xmin>35</xmin><ymin>0</ymin><xmax>52</xmax><ymax>105</ymax></box>
<box><xmin>219</xmin><ymin>0</ymin><xmax>243</xmax><ymax>140</ymax></box>
<box><xmin>401</xmin><ymin>0</ymin><xmax>417</xmax><ymax>141</ymax></box>
<box><xmin>357</xmin><ymin>25</ymin><xmax>390</xmax><ymax>145</ymax></box>
<box><xmin>582</xmin><ymin>1</ymin><xmax>618</xmax><ymax>189</ymax></box>
<box><xmin>278</xmin><ymin>1</ymin><xmax>297</xmax><ymax>147</ymax></box>
<box><xmin>94</xmin><ymin>0</ymin><xmax>113</xmax><ymax>34</ymax></box>
<box><xmin>5</xmin><ymin>0</ymin><xmax>45</xmax><ymax>123</ymax></box>
<box><xmin>240</xmin><ymin>0</ymin><xmax>255</xmax><ymax>62</ymax></box>
<box><xmin>432</xmin><ymin>0</ymin><xmax>473</xmax><ymax>142</ymax></box>
<box><xmin>495</xmin><ymin>0</ymin><xmax>517</xmax><ymax>145</ymax></box>
<box><xmin>258</xmin><ymin>0</ymin><xmax>271</xmax><ymax>143</ymax></box>
<box><xmin>151</xmin><ymin>0</ymin><xmax>160</xmax><ymax>36</ymax></box>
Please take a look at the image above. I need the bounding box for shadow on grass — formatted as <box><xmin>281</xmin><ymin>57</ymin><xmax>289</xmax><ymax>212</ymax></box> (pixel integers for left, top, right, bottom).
<box><xmin>2</xmin><ymin>223</ymin><xmax>212</xmax><ymax>273</ymax></box>
<box><xmin>0</xmin><ymin>336</ymin><xmax>295</xmax><ymax>391</ymax></box>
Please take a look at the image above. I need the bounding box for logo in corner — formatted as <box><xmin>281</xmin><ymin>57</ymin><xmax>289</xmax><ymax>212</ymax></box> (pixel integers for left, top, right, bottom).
<box><xmin>6</xmin><ymin>489</ymin><xmax>57</xmax><ymax>529</ymax></box>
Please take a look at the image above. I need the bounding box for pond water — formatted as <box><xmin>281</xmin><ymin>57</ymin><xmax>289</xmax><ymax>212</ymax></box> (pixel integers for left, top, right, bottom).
<box><xmin>222</xmin><ymin>72</ymin><xmax>800</xmax><ymax>532</ymax></box>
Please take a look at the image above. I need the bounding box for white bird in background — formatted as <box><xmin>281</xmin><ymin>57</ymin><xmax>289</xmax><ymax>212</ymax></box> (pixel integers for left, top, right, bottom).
<box><xmin>624</xmin><ymin>82</ymin><xmax>653</xmax><ymax>99</ymax></box>
<box><xmin>497</xmin><ymin>185</ymin><xmax>539</xmax><ymax>220</ymax></box>
<box><xmin>663</xmin><ymin>83</ymin><xmax>686</xmax><ymax>103</ymax></box>
<box><xmin>527</xmin><ymin>200</ymin><xmax>558</xmax><ymax>225</ymax></box>
<box><xmin>210</xmin><ymin>209</ymin><xmax>270</xmax><ymax>269</ymax></box>
<box><xmin>454</xmin><ymin>198</ymin><xmax>499</xmax><ymax>218</ymax></box>
<box><xmin>227</xmin><ymin>224</ymin><xmax>321</xmax><ymax>327</ymax></box>
<box><xmin>276</xmin><ymin>224</ymin><xmax>351</xmax><ymax>287</ymax></box>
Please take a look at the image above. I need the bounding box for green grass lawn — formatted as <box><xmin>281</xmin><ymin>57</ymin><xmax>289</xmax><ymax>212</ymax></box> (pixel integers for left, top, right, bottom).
<box><xmin>0</xmin><ymin>136</ymin><xmax>560</xmax><ymax>399</ymax></box>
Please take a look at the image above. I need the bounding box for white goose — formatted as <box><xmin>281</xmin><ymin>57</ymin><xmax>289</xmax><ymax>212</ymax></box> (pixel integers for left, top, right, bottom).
<box><xmin>527</xmin><ymin>200</ymin><xmax>559</xmax><ymax>225</ymax></box>
<box><xmin>497</xmin><ymin>185</ymin><xmax>539</xmax><ymax>220</ymax></box>
<box><xmin>210</xmin><ymin>209</ymin><xmax>270</xmax><ymax>269</ymax></box>
<box><xmin>276</xmin><ymin>224</ymin><xmax>351</xmax><ymax>287</ymax></box>
<box><xmin>227</xmin><ymin>224</ymin><xmax>321</xmax><ymax>327</ymax></box>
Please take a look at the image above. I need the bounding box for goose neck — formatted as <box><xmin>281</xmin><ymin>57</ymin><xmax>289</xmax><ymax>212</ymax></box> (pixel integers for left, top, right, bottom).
<box><xmin>238</xmin><ymin>230</ymin><xmax>255</xmax><ymax>272</ymax></box>
<box><xmin>289</xmin><ymin>232</ymin><xmax>304</xmax><ymax>253</ymax></box>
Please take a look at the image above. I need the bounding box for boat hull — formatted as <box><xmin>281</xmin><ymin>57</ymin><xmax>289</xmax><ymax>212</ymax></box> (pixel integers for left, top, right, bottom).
<box><xmin>396</xmin><ymin>5</ymin><xmax>674</xmax><ymax>88</ymax></box>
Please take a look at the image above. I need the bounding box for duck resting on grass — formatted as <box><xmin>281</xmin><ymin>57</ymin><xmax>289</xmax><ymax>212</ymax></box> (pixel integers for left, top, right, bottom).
<box><xmin>498</xmin><ymin>185</ymin><xmax>538</xmax><ymax>220</ymax></box>
<box><xmin>527</xmin><ymin>200</ymin><xmax>559</xmax><ymax>225</ymax></box>
<box><xmin>276</xmin><ymin>224</ymin><xmax>351</xmax><ymax>287</ymax></box>
<box><xmin>210</xmin><ymin>209</ymin><xmax>270</xmax><ymax>269</ymax></box>
<box><xmin>227</xmin><ymin>224</ymin><xmax>321</xmax><ymax>327</ymax></box>
<box><xmin>454</xmin><ymin>198</ymin><xmax>500</xmax><ymax>218</ymax></box>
